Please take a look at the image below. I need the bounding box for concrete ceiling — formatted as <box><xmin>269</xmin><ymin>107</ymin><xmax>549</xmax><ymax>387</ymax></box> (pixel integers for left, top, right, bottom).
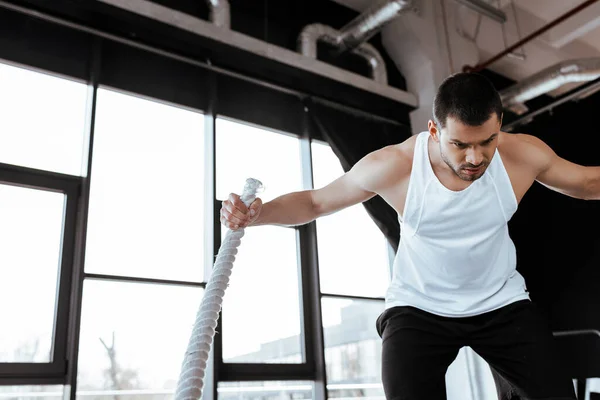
<box><xmin>509</xmin><ymin>0</ymin><xmax>600</xmax><ymax>52</ymax></box>
<box><xmin>332</xmin><ymin>0</ymin><xmax>600</xmax><ymax>86</ymax></box>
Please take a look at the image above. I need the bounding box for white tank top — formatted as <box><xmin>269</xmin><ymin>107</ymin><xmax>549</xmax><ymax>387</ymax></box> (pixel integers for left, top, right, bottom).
<box><xmin>385</xmin><ymin>131</ymin><xmax>530</xmax><ymax>317</ymax></box>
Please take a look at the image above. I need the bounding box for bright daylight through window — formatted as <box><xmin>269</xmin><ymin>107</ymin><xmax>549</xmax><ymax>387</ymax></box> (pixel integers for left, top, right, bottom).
<box><xmin>217</xmin><ymin>118</ymin><xmax>304</xmax><ymax>363</ymax></box>
<box><xmin>85</xmin><ymin>88</ymin><xmax>206</xmax><ymax>283</ymax></box>
<box><xmin>311</xmin><ymin>141</ymin><xmax>391</xmax><ymax>298</ymax></box>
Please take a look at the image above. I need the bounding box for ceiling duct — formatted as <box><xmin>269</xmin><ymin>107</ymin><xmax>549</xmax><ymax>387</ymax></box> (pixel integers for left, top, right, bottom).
<box><xmin>500</xmin><ymin>58</ymin><xmax>600</xmax><ymax>115</ymax></box>
<box><xmin>335</xmin><ymin>0</ymin><xmax>414</xmax><ymax>53</ymax></box>
<box><xmin>298</xmin><ymin>23</ymin><xmax>387</xmax><ymax>84</ymax></box>
<box><xmin>89</xmin><ymin>0</ymin><xmax>418</xmax><ymax>107</ymax></box>
<box><xmin>297</xmin><ymin>0</ymin><xmax>414</xmax><ymax>84</ymax></box>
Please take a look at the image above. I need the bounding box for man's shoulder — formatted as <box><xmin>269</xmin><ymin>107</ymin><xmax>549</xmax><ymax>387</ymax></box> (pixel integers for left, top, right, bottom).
<box><xmin>372</xmin><ymin>133</ymin><xmax>418</xmax><ymax>164</ymax></box>
<box><xmin>498</xmin><ymin>132</ymin><xmax>552</xmax><ymax>171</ymax></box>
<box><xmin>363</xmin><ymin>133</ymin><xmax>418</xmax><ymax>181</ymax></box>
<box><xmin>395</xmin><ymin>132</ymin><xmax>421</xmax><ymax>158</ymax></box>
<box><xmin>499</xmin><ymin>132</ymin><xmax>547</xmax><ymax>159</ymax></box>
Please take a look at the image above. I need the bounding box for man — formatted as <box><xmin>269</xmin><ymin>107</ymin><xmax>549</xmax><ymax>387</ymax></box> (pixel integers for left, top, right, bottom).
<box><xmin>220</xmin><ymin>72</ymin><xmax>600</xmax><ymax>399</ymax></box>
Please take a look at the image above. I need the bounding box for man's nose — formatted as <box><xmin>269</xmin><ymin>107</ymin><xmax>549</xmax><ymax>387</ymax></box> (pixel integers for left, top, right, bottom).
<box><xmin>465</xmin><ymin>148</ymin><xmax>483</xmax><ymax>166</ymax></box>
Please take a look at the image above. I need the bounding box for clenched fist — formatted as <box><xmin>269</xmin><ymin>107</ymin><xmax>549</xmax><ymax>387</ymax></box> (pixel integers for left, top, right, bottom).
<box><xmin>220</xmin><ymin>193</ymin><xmax>263</xmax><ymax>230</ymax></box>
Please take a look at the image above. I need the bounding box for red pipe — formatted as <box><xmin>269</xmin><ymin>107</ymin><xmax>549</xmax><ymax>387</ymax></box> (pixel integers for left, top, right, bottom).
<box><xmin>463</xmin><ymin>0</ymin><xmax>600</xmax><ymax>73</ymax></box>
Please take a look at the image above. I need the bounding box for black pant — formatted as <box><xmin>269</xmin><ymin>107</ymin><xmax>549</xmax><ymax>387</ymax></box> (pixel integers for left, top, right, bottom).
<box><xmin>376</xmin><ymin>300</ymin><xmax>576</xmax><ymax>400</ymax></box>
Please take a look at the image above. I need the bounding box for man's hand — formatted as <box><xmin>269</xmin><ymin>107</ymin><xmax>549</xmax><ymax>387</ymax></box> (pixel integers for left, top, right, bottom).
<box><xmin>220</xmin><ymin>193</ymin><xmax>263</xmax><ymax>230</ymax></box>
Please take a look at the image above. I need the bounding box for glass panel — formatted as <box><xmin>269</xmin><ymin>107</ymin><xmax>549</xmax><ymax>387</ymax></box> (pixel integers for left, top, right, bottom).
<box><xmin>586</xmin><ymin>378</ymin><xmax>600</xmax><ymax>398</ymax></box>
<box><xmin>216</xmin><ymin>117</ymin><xmax>303</xmax><ymax>203</ymax></box>
<box><xmin>218</xmin><ymin>381</ymin><xmax>313</xmax><ymax>400</ymax></box>
<box><xmin>0</xmin><ymin>385</ymin><xmax>64</xmax><ymax>399</ymax></box>
<box><xmin>221</xmin><ymin>225</ymin><xmax>303</xmax><ymax>363</ymax></box>
<box><xmin>0</xmin><ymin>184</ymin><xmax>64</xmax><ymax>362</ymax></box>
<box><xmin>322</xmin><ymin>297</ymin><xmax>385</xmax><ymax>400</ymax></box>
<box><xmin>76</xmin><ymin>280</ymin><xmax>203</xmax><ymax>397</ymax></box>
<box><xmin>85</xmin><ymin>88</ymin><xmax>205</xmax><ymax>282</ymax></box>
<box><xmin>311</xmin><ymin>141</ymin><xmax>391</xmax><ymax>298</ymax></box>
<box><xmin>0</xmin><ymin>61</ymin><xmax>87</xmax><ymax>175</ymax></box>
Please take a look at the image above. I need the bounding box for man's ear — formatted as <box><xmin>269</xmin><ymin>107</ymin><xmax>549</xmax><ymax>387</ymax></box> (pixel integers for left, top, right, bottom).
<box><xmin>428</xmin><ymin>119</ymin><xmax>440</xmax><ymax>143</ymax></box>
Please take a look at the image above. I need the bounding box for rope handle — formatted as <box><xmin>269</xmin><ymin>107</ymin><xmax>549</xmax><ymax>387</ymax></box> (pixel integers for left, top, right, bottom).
<box><xmin>174</xmin><ymin>178</ymin><xmax>263</xmax><ymax>400</ymax></box>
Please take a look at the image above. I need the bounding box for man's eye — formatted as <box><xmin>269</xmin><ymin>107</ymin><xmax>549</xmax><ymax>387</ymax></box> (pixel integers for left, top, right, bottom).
<box><xmin>453</xmin><ymin>143</ymin><xmax>466</xmax><ymax>149</ymax></box>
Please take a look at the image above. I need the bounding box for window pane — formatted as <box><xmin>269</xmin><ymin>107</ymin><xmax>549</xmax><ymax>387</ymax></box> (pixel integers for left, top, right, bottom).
<box><xmin>311</xmin><ymin>141</ymin><xmax>390</xmax><ymax>297</ymax></box>
<box><xmin>322</xmin><ymin>297</ymin><xmax>385</xmax><ymax>400</ymax></box>
<box><xmin>0</xmin><ymin>385</ymin><xmax>64</xmax><ymax>399</ymax></box>
<box><xmin>76</xmin><ymin>280</ymin><xmax>202</xmax><ymax>397</ymax></box>
<box><xmin>0</xmin><ymin>61</ymin><xmax>87</xmax><ymax>175</ymax></box>
<box><xmin>216</xmin><ymin>117</ymin><xmax>303</xmax><ymax>203</ymax></box>
<box><xmin>221</xmin><ymin>225</ymin><xmax>303</xmax><ymax>363</ymax></box>
<box><xmin>0</xmin><ymin>184</ymin><xmax>63</xmax><ymax>362</ymax></box>
<box><xmin>218</xmin><ymin>381</ymin><xmax>313</xmax><ymax>400</ymax></box>
<box><xmin>85</xmin><ymin>88</ymin><xmax>205</xmax><ymax>282</ymax></box>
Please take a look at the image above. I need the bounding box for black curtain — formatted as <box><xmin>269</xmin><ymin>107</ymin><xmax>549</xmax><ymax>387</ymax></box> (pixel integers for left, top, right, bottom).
<box><xmin>482</xmin><ymin>69</ymin><xmax>600</xmax><ymax>331</ymax></box>
<box><xmin>499</xmin><ymin>85</ymin><xmax>600</xmax><ymax>380</ymax></box>
<box><xmin>504</xmin><ymin>93</ymin><xmax>600</xmax><ymax>330</ymax></box>
<box><xmin>308</xmin><ymin>99</ymin><xmax>412</xmax><ymax>253</ymax></box>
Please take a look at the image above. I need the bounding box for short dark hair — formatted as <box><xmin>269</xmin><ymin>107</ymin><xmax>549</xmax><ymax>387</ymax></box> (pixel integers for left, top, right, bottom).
<box><xmin>433</xmin><ymin>72</ymin><xmax>503</xmax><ymax>128</ymax></box>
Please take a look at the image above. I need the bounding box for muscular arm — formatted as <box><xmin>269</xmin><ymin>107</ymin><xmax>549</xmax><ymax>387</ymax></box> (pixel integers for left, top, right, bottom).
<box><xmin>251</xmin><ymin>145</ymin><xmax>410</xmax><ymax>227</ymax></box>
<box><xmin>518</xmin><ymin>134</ymin><xmax>600</xmax><ymax>200</ymax></box>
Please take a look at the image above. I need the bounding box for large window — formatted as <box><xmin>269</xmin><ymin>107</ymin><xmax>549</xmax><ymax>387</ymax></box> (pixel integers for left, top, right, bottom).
<box><xmin>0</xmin><ymin>60</ymin><xmax>81</xmax><ymax>384</ymax></box>
<box><xmin>0</xmin><ymin>184</ymin><xmax>64</xmax><ymax>363</ymax></box>
<box><xmin>0</xmin><ymin>61</ymin><xmax>88</xmax><ymax>175</ymax></box>
<box><xmin>311</xmin><ymin>141</ymin><xmax>391</xmax><ymax>399</ymax></box>
<box><xmin>311</xmin><ymin>142</ymin><xmax>391</xmax><ymax>298</ymax></box>
<box><xmin>216</xmin><ymin>117</ymin><xmax>305</xmax><ymax>364</ymax></box>
<box><xmin>79</xmin><ymin>89</ymin><xmax>208</xmax><ymax>397</ymax></box>
<box><xmin>220</xmin><ymin>225</ymin><xmax>303</xmax><ymax>363</ymax></box>
<box><xmin>322</xmin><ymin>298</ymin><xmax>385</xmax><ymax>399</ymax></box>
<box><xmin>76</xmin><ymin>280</ymin><xmax>203</xmax><ymax>398</ymax></box>
<box><xmin>216</xmin><ymin>117</ymin><xmax>303</xmax><ymax>203</ymax></box>
<box><xmin>85</xmin><ymin>88</ymin><xmax>206</xmax><ymax>282</ymax></box>
<box><xmin>0</xmin><ymin>23</ymin><xmax>405</xmax><ymax>399</ymax></box>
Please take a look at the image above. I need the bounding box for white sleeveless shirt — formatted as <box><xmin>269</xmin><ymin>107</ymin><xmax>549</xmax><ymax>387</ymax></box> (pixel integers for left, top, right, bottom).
<box><xmin>385</xmin><ymin>131</ymin><xmax>530</xmax><ymax>317</ymax></box>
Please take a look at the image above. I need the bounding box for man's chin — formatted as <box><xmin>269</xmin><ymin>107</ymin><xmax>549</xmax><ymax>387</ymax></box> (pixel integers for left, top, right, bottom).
<box><xmin>458</xmin><ymin>168</ymin><xmax>485</xmax><ymax>181</ymax></box>
<box><xmin>459</xmin><ymin>174</ymin><xmax>479</xmax><ymax>182</ymax></box>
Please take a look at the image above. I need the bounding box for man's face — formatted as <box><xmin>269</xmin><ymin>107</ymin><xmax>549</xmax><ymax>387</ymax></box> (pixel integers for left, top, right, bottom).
<box><xmin>429</xmin><ymin>113</ymin><xmax>501</xmax><ymax>182</ymax></box>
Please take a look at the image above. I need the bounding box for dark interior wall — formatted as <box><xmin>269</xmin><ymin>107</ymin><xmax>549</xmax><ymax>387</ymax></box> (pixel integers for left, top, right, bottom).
<box><xmin>0</xmin><ymin>0</ymin><xmax>413</xmax><ymax>134</ymax></box>
<box><xmin>482</xmin><ymin>70</ymin><xmax>600</xmax><ymax>335</ymax></box>
<box><xmin>3</xmin><ymin>0</ymin><xmax>414</xmax><ymax>127</ymax></box>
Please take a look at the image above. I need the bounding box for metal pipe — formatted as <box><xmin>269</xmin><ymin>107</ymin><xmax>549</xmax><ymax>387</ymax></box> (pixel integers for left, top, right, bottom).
<box><xmin>553</xmin><ymin>329</ymin><xmax>600</xmax><ymax>338</ymax></box>
<box><xmin>352</xmin><ymin>42</ymin><xmax>388</xmax><ymax>84</ymax></box>
<box><xmin>500</xmin><ymin>58</ymin><xmax>600</xmax><ymax>114</ymax></box>
<box><xmin>502</xmin><ymin>77</ymin><xmax>600</xmax><ymax>131</ymax></box>
<box><xmin>454</xmin><ymin>0</ymin><xmax>506</xmax><ymax>23</ymax></box>
<box><xmin>298</xmin><ymin>23</ymin><xmax>388</xmax><ymax>84</ymax></box>
<box><xmin>463</xmin><ymin>0</ymin><xmax>600</xmax><ymax>72</ymax></box>
<box><xmin>206</xmin><ymin>0</ymin><xmax>230</xmax><ymax>28</ymax></box>
<box><xmin>335</xmin><ymin>0</ymin><xmax>414</xmax><ymax>53</ymax></box>
<box><xmin>298</xmin><ymin>23</ymin><xmax>339</xmax><ymax>59</ymax></box>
